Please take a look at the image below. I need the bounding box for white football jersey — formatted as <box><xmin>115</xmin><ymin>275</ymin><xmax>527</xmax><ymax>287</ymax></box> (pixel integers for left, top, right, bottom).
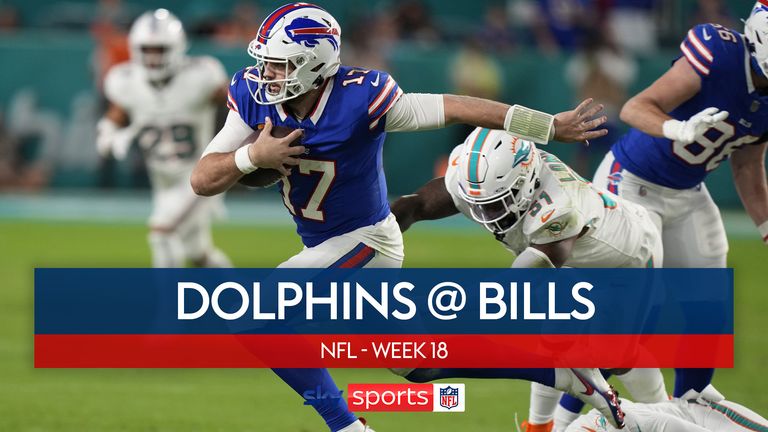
<box><xmin>104</xmin><ymin>56</ymin><xmax>227</xmax><ymax>188</ymax></box>
<box><xmin>566</xmin><ymin>398</ymin><xmax>768</xmax><ymax>432</ymax></box>
<box><xmin>445</xmin><ymin>146</ymin><xmax>660</xmax><ymax>268</ymax></box>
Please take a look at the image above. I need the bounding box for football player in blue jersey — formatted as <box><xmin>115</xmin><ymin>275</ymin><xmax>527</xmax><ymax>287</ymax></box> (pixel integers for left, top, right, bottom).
<box><xmin>190</xmin><ymin>3</ymin><xmax>614</xmax><ymax>431</ymax></box>
<box><xmin>579</xmin><ymin>0</ymin><xmax>768</xmax><ymax>418</ymax></box>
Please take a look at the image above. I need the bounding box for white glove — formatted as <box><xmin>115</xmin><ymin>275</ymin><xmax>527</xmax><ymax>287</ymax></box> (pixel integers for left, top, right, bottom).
<box><xmin>662</xmin><ymin>107</ymin><xmax>729</xmax><ymax>144</ymax></box>
<box><xmin>96</xmin><ymin>118</ymin><xmax>133</xmax><ymax>160</ymax></box>
<box><xmin>758</xmin><ymin>220</ymin><xmax>768</xmax><ymax>245</ymax></box>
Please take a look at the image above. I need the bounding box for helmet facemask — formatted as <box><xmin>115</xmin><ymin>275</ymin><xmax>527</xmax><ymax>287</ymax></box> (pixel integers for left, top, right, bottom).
<box><xmin>136</xmin><ymin>45</ymin><xmax>177</xmax><ymax>80</ymax></box>
<box><xmin>466</xmin><ymin>173</ymin><xmax>537</xmax><ymax>235</ymax></box>
<box><xmin>455</xmin><ymin>128</ymin><xmax>541</xmax><ymax>236</ymax></box>
<box><xmin>246</xmin><ymin>40</ymin><xmax>319</xmax><ymax>105</ymax></box>
<box><xmin>246</xmin><ymin>4</ymin><xmax>341</xmax><ymax>106</ymax></box>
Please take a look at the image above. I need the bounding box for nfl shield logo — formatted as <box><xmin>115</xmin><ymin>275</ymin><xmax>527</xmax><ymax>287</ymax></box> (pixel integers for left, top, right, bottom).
<box><xmin>439</xmin><ymin>386</ymin><xmax>460</xmax><ymax>409</ymax></box>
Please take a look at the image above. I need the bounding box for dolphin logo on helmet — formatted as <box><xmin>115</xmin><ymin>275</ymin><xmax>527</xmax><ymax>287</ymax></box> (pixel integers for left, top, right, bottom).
<box><xmin>512</xmin><ymin>140</ymin><xmax>532</xmax><ymax>168</ymax></box>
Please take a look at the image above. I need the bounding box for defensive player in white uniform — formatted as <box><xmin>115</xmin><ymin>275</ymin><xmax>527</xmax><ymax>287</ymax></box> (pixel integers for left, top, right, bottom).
<box><xmin>564</xmin><ymin>386</ymin><xmax>768</xmax><ymax>432</ymax></box>
<box><xmin>97</xmin><ymin>9</ymin><xmax>232</xmax><ymax>268</ymax></box>
<box><xmin>391</xmin><ymin>128</ymin><xmax>670</xmax><ymax>430</ymax></box>
<box><xmin>393</xmin><ymin>128</ymin><xmax>662</xmax><ymax>269</ymax></box>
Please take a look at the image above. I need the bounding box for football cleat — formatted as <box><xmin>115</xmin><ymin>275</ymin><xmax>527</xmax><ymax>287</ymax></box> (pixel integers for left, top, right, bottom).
<box><xmin>563</xmin><ymin>368</ymin><xmax>625</xmax><ymax>429</ymax></box>
<box><xmin>338</xmin><ymin>417</ymin><xmax>375</xmax><ymax>432</ymax></box>
<box><xmin>519</xmin><ymin>419</ymin><xmax>554</xmax><ymax>432</ymax></box>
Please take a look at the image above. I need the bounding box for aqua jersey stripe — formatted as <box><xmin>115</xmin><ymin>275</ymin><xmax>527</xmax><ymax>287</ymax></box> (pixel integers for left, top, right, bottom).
<box><xmin>468</xmin><ymin>128</ymin><xmax>491</xmax><ymax>183</ymax></box>
<box><xmin>708</xmin><ymin>401</ymin><xmax>768</xmax><ymax>432</ymax></box>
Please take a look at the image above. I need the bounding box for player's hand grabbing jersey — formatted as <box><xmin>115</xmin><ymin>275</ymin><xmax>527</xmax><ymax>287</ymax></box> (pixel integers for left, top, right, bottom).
<box><xmin>227</xmin><ymin>66</ymin><xmax>402</xmax><ymax>247</ymax></box>
<box><xmin>612</xmin><ymin>23</ymin><xmax>768</xmax><ymax>189</ymax></box>
<box><xmin>104</xmin><ymin>56</ymin><xmax>228</xmax><ymax>184</ymax></box>
<box><xmin>444</xmin><ymin>145</ymin><xmax>658</xmax><ymax>267</ymax></box>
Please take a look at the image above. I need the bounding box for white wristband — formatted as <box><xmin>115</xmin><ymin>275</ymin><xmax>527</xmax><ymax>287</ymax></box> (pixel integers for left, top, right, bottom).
<box><xmin>234</xmin><ymin>145</ymin><xmax>258</xmax><ymax>174</ymax></box>
<box><xmin>662</xmin><ymin>119</ymin><xmax>684</xmax><ymax>141</ymax></box>
<box><xmin>503</xmin><ymin>105</ymin><xmax>555</xmax><ymax>144</ymax></box>
<box><xmin>758</xmin><ymin>220</ymin><xmax>768</xmax><ymax>244</ymax></box>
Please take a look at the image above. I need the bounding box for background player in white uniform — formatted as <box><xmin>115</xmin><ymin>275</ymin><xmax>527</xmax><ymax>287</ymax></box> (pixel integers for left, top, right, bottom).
<box><xmin>97</xmin><ymin>9</ymin><xmax>232</xmax><ymax>268</ymax></box>
<box><xmin>565</xmin><ymin>386</ymin><xmax>768</xmax><ymax>432</ymax></box>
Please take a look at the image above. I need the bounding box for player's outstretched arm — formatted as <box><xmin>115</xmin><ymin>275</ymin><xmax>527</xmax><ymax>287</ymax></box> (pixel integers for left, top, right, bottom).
<box><xmin>442</xmin><ymin>95</ymin><xmax>608</xmax><ymax>144</ymax></box>
<box><xmin>621</xmin><ymin>57</ymin><xmax>728</xmax><ymax>143</ymax></box>
<box><xmin>512</xmin><ymin>237</ymin><xmax>578</xmax><ymax>268</ymax></box>
<box><xmin>731</xmin><ymin>142</ymin><xmax>768</xmax><ymax>244</ymax></box>
<box><xmin>390</xmin><ymin>177</ymin><xmax>459</xmax><ymax>232</ymax></box>
<box><xmin>191</xmin><ymin>115</ymin><xmax>304</xmax><ymax>196</ymax></box>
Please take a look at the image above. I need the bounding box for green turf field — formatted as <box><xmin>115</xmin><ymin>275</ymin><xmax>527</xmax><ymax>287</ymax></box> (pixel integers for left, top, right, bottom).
<box><xmin>0</xmin><ymin>220</ymin><xmax>765</xmax><ymax>431</ymax></box>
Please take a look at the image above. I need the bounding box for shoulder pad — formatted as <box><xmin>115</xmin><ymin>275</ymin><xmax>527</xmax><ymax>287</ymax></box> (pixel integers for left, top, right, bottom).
<box><xmin>193</xmin><ymin>55</ymin><xmax>228</xmax><ymax>86</ymax></box>
<box><xmin>680</xmin><ymin>24</ymin><xmax>741</xmax><ymax>78</ymax></box>
<box><xmin>361</xmin><ymin>68</ymin><xmax>402</xmax><ymax>131</ymax></box>
<box><xmin>103</xmin><ymin>62</ymin><xmax>134</xmax><ymax>108</ymax></box>
<box><xmin>522</xmin><ymin>181</ymin><xmax>582</xmax><ymax>243</ymax></box>
<box><xmin>226</xmin><ymin>67</ymin><xmax>267</xmax><ymax>126</ymax></box>
<box><xmin>525</xmin><ymin>209</ymin><xmax>585</xmax><ymax>245</ymax></box>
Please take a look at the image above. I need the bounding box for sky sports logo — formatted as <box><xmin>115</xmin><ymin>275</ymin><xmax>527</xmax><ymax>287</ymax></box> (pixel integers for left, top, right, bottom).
<box><xmin>348</xmin><ymin>384</ymin><xmax>465</xmax><ymax>412</ymax></box>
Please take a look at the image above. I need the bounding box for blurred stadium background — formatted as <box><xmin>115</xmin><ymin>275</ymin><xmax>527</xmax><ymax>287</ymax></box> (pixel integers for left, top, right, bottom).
<box><xmin>0</xmin><ymin>0</ymin><xmax>766</xmax><ymax>430</ymax></box>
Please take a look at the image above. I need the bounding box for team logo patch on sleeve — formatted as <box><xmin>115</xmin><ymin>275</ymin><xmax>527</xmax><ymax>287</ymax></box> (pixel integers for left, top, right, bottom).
<box><xmin>546</xmin><ymin>221</ymin><xmax>565</xmax><ymax>235</ymax></box>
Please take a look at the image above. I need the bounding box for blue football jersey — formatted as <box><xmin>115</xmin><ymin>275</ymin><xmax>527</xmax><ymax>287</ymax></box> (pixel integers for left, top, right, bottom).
<box><xmin>227</xmin><ymin>65</ymin><xmax>403</xmax><ymax>247</ymax></box>
<box><xmin>612</xmin><ymin>23</ymin><xmax>768</xmax><ymax>189</ymax></box>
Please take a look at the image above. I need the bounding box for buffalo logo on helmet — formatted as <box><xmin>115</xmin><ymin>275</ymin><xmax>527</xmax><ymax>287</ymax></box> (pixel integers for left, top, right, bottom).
<box><xmin>285</xmin><ymin>17</ymin><xmax>340</xmax><ymax>50</ymax></box>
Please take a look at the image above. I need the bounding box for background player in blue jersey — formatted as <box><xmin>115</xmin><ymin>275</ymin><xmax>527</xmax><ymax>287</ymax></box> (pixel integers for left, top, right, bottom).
<box><xmin>190</xmin><ymin>3</ymin><xmax>612</xmax><ymax>431</ymax></box>
<box><xmin>583</xmin><ymin>0</ymin><xmax>768</xmax><ymax>418</ymax></box>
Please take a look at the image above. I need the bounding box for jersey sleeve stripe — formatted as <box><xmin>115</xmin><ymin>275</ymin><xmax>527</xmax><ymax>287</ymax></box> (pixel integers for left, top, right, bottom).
<box><xmin>226</xmin><ymin>90</ymin><xmax>239</xmax><ymax>113</ymax></box>
<box><xmin>686</xmin><ymin>29</ymin><xmax>714</xmax><ymax>63</ymax></box>
<box><xmin>368</xmin><ymin>87</ymin><xmax>403</xmax><ymax>130</ymax></box>
<box><xmin>680</xmin><ymin>42</ymin><xmax>711</xmax><ymax>75</ymax></box>
<box><xmin>369</xmin><ymin>81</ymin><xmax>401</xmax><ymax>121</ymax></box>
<box><xmin>368</xmin><ymin>77</ymin><xmax>396</xmax><ymax>115</ymax></box>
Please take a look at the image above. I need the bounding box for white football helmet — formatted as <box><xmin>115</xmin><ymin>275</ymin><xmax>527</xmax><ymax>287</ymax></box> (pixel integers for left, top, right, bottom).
<box><xmin>128</xmin><ymin>9</ymin><xmax>187</xmax><ymax>81</ymax></box>
<box><xmin>745</xmin><ymin>3</ymin><xmax>768</xmax><ymax>77</ymax></box>
<box><xmin>456</xmin><ymin>128</ymin><xmax>541</xmax><ymax>235</ymax></box>
<box><xmin>246</xmin><ymin>3</ymin><xmax>341</xmax><ymax>105</ymax></box>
